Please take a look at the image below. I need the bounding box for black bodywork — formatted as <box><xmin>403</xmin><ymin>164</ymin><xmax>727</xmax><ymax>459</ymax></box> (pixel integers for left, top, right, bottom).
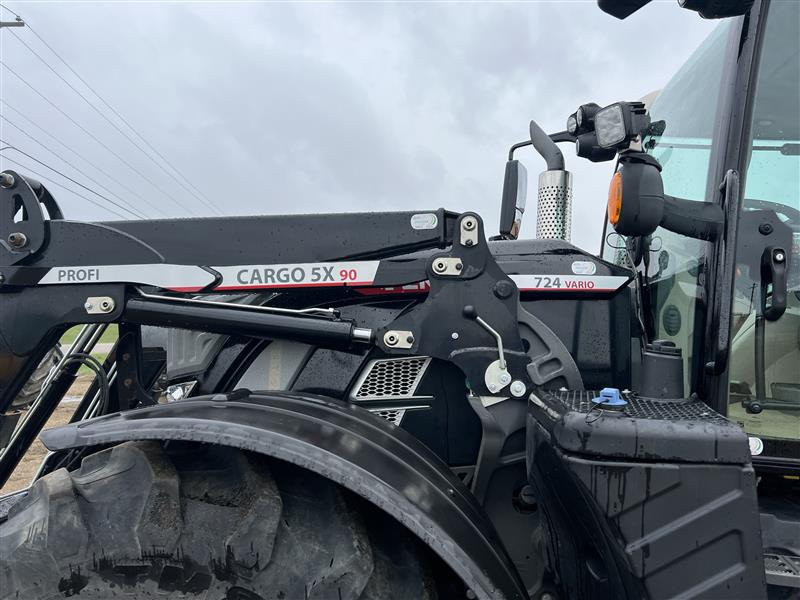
<box><xmin>527</xmin><ymin>390</ymin><xmax>765</xmax><ymax>599</ymax></box>
<box><xmin>0</xmin><ymin>161</ymin><xmax>765</xmax><ymax>600</ymax></box>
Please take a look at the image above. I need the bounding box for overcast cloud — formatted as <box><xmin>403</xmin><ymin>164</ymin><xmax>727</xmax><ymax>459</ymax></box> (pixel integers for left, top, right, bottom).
<box><xmin>0</xmin><ymin>1</ymin><xmax>717</xmax><ymax>252</ymax></box>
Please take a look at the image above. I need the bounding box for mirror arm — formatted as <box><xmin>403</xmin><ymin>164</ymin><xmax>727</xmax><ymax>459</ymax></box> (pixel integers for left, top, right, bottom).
<box><xmin>507</xmin><ymin>131</ymin><xmax>575</xmax><ymax>162</ymax></box>
<box><xmin>661</xmin><ymin>195</ymin><xmax>724</xmax><ymax>242</ymax></box>
<box><xmin>508</xmin><ymin>140</ymin><xmax>532</xmax><ymax>161</ymax></box>
<box><xmin>549</xmin><ymin>130</ymin><xmax>576</xmax><ymax>144</ymax></box>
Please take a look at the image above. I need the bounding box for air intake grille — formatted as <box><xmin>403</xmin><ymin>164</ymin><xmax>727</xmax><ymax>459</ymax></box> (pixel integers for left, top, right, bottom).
<box><xmin>369</xmin><ymin>408</ymin><xmax>406</xmax><ymax>426</ymax></box>
<box><xmin>353</xmin><ymin>357</ymin><xmax>430</xmax><ymax>400</ymax></box>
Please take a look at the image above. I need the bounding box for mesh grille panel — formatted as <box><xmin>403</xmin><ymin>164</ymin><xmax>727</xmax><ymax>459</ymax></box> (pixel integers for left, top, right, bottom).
<box><xmin>550</xmin><ymin>390</ymin><xmax>732</xmax><ymax>424</ymax></box>
<box><xmin>369</xmin><ymin>408</ymin><xmax>406</xmax><ymax>425</ymax></box>
<box><xmin>354</xmin><ymin>357</ymin><xmax>430</xmax><ymax>399</ymax></box>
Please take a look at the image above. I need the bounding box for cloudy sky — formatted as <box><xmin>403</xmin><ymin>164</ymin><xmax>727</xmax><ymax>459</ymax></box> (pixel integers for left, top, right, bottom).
<box><xmin>0</xmin><ymin>1</ymin><xmax>717</xmax><ymax>252</ymax></box>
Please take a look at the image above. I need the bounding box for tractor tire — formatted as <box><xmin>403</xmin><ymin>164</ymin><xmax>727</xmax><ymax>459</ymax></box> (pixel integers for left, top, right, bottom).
<box><xmin>0</xmin><ymin>441</ymin><xmax>439</xmax><ymax>600</ymax></box>
<box><xmin>10</xmin><ymin>345</ymin><xmax>62</xmax><ymax>410</ymax></box>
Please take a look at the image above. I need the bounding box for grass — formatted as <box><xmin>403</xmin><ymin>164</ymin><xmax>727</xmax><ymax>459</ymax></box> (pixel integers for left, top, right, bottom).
<box><xmin>76</xmin><ymin>352</ymin><xmax>108</xmax><ymax>375</ymax></box>
<box><xmin>59</xmin><ymin>324</ymin><xmax>118</xmax><ymax>346</ymax></box>
<box><xmin>58</xmin><ymin>326</ymin><xmax>115</xmax><ymax>375</ymax></box>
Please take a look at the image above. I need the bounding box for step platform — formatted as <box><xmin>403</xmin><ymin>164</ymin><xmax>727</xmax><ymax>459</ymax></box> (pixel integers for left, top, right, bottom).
<box><xmin>526</xmin><ymin>389</ymin><xmax>766</xmax><ymax>599</ymax></box>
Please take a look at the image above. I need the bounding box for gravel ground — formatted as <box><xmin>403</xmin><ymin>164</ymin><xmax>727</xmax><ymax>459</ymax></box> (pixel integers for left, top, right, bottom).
<box><xmin>0</xmin><ymin>375</ymin><xmax>93</xmax><ymax>496</ymax></box>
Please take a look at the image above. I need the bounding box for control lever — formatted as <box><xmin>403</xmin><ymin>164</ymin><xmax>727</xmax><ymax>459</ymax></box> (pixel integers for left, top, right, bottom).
<box><xmin>463</xmin><ymin>305</ymin><xmax>511</xmax><ymax>393</ymax></box>
<box><xmin>761</xmin><ymin>246</ymin><xmax>788</xmax><ymax>321</ymax></box>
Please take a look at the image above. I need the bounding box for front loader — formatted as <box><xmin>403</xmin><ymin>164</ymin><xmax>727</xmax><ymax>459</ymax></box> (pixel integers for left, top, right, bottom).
<box><xmin>0</xmin><ymin>0</ymin><xmax>797</xmax><ymax>598</ymax></box>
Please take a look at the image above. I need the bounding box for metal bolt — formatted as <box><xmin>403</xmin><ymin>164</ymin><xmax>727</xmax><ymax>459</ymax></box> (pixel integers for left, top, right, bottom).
<box><xmin>406</xmin><ymin>335</ymin><xmax>414</xmax><ymax>344</ymax></box>
<box><xmin>84</xmin><ymin>301</ymin><xmax>93</xmax><ymax>312</ymax></box>
<box><xmin>123</xmin><ymin>378</ymin><xmax>133</xmax><ymax>388</ymax></box>
<box><xmin>758</xmin><ymin>222</ymin><xmax>773</xmax><ymax>235</ymax></box>
<box><xmin>464</xmin><ymin>239</ymin><xmax>474</xmax><ymax>247</ymax></box>
<box><xmin>0</xmin><ymin>273</ymin><xmax>4</xmax><ymax>285</ymax></box>
<box><xmin>455</xmin><ymin>261</ymin><xmax>463</xmax><ymax>271</ymax></box>
<box><xmin>0</xmin><ymin>173</ymin><xmax>15</xmax><ymax>188</ymax></box>
<box><xmin>384</xmin><ymin>333</ymin><xmax>398</xmax><ymax>346</ymax></box>
<box><xmin>510</xmin><ymin>380</ymin><xmax>527</xmax><ymax>397</ymax></box>
<box><xmin>433</xmin><ymin>260</ymin><xmax>447</xmax><ymax>273</ymax></box>
<box><xmin>499</xmin><ymin>372</ymin><xmax>511</xmax><ymax>385</ymax></box>
<box><xmin>487</xmin><ymin>383</ymin><xmax>497</xmax><ymax>393</ymax></box>
<box><xmin>466</xmin><ymin>590</ymin><xmax>477</xmax><ymax>600</ymax></box>
<box><xmin>462</xmin><ymin>217</ymin><xmax>476</xmax><ymax>231</ymax></box>
<box><xmin>493</xmin><ymin>280</ymin><xmax>514</xmax><ymax>299</ymax></box>
<box><xmin>774</xmin><ymin>251</ymin><xmax>785</xmax><ymax>263</ymax></box>
<box><xmin>7</xmin><ymin>232</ymin><xmax>27</xmax><ymax>248</ymax></box>
<box><xmin>451</xmin><ymin>332</ymin><xmax>459</xmax><ymax>340</ymax></box>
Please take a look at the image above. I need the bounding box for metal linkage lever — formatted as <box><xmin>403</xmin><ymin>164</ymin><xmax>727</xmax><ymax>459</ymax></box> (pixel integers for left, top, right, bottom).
<box><xmin>469</xmin><ymin>311</ymin><xmax>507</xmax><ymax>370</ymax></box>
<box><xmin>375</xmin><ymin>212</ymin><xmax>532</xmax><ymax>397</ymax></box>
<box><xmin>463</xmin><ymin>305</ymin><xmax>513</xmax><ymax>394</ymax></box>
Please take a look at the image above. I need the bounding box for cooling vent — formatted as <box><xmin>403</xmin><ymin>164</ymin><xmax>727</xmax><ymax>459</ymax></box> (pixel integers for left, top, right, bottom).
<box><xmin>368</xmin><ymin>408</ymin><xmax>406</xmax><ymax>426</ymax></box>
<box><xmin>352</xmin><ymin>356</ymin><xmax>430</xmax><ymax>400</ymax></box>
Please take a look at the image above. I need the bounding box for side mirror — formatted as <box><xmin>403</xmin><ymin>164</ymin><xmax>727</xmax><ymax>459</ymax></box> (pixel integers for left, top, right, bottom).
<box><xmin>608</xmin><ymin>151</ymin><xmax>723</xmax><ymax>241</ymax></box>
<box><xmin>598</xmin><ymin>0</ymin><xmax>753</xmax><ymax>19</ymax></box>
<box><xmin>499</xmin><ymin>159</ymin><xmax>527</xmax><ymax>239</ymax></box>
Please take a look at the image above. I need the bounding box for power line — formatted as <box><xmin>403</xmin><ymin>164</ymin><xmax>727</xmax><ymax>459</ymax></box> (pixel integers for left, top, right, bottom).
<box><xmin>6</xmin><ymin>27</ymin><xmax>223</xmax><ymax>216</ymax></box>
<box><xmin>0</xmin><ymin>139</ymin><xmax>145</xmax><ymax>218</ymax></box>
<box><xmin>0</xmin><ymin>152</ymin><xmax>130</xmax><ymax>219</ymax></box>
<box><xmin>0</xmin><ymin>99</ymin><xmax>168</xmax><ymax>217</ymax></box>
<box><xmin>0</xmin><ymin>59</ymin><xmax>196</xmax><ymax>216</ymax></box>
<box><xmin>1</xmin><ymin>2</ymin><xmax>220</xmax><ymax>214</ymax></box>
<box><xmin>1</xmin><ymin>114</ymin><xmax>153</xmax><ymax>218</ymax></box>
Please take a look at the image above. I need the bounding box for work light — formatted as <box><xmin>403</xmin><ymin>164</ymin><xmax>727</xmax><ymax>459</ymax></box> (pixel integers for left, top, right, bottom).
<box><xmin>595</xmin><ymin>104</ymin><xmax>626</xmax><ymax>148</ymax></box>
<box><xmin>594</xmin><ymin>101</ymin><xmax>649</xmax><ymax>149</ymax></box>
<box><xmin>576</xmin><ymin>103</ymin><xmax>600</xmax><ymax>128</ymax></box>
<box><xmin>566</xmin><ymin>113</ymin><xmax>578</xmax><ymax>135</ymax></box>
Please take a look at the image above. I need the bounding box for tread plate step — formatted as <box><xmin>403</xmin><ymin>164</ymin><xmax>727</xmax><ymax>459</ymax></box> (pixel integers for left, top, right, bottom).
<box><xmin>765</xmin><ymin>553</ymin><xmax>800</xmax><ymax>588</ymax></box>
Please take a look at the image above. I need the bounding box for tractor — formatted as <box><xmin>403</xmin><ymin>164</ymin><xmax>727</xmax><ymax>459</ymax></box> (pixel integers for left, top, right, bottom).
<box><xmin>0</xmin><ymin>0</ymin><xmax>797</xmax><ymax>598</ymax></box>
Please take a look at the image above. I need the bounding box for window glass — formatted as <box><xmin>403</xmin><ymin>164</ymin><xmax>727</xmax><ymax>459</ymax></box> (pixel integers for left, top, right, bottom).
<box><xmin>602</xmin><ymin>21</ymin><xmax>731</xmax><ymax>394</ymax></box>
<box><xmin>727</xmin><ymin>1</ymin><xmax>800</xmax><ymax>443</ymax></box>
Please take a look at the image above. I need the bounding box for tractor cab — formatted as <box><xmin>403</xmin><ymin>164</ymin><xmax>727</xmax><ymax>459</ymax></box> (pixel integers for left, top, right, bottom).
<box><xmin>593</xmin><ymin>0</ymin><xmax>800</xmax><ymax>588</ymax></box>
<box><xmin>600</xmin><ymin>0</ymin><xmax>799</xmax><ymax>482</ymax></box>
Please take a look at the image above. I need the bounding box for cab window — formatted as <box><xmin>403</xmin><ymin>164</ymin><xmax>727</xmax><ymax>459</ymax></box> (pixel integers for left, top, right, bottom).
<box><xmin>602</xmin><ymin>21</ymin><xmax>732</xmax><ymax>394</ymax></box>
<box><xmin>727</xmin><ymin>0</ymin><xmax>800</xmax><ymax>444</ymax></box>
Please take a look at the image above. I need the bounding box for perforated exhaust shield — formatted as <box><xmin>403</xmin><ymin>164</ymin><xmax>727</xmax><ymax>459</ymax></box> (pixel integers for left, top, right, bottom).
<box><xmin>536</xmin><ymin>170</ymin><xmax>573</xmax><ymax>241</ymax></box>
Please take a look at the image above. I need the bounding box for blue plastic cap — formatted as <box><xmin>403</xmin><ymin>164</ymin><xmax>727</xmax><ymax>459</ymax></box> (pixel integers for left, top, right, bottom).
<box><xmin>591</xmin><ymin>387</ymin><xmax>627</xmax><ymax>406</ymax></box>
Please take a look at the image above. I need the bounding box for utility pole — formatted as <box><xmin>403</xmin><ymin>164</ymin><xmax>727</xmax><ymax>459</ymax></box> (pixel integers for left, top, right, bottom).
<box><xmin>0</xmin><ymin>16</ymin><xmax>24</xmax><ymax>28</ymax></box>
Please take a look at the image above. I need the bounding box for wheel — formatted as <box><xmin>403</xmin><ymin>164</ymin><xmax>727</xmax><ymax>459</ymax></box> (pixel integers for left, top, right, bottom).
<box><xmin>0</xmin><ymin>441</ymin><xmax>440</xmax><ymax>599</ymax></box>
<box><xmin>10</xmin><ymin>345</ymin><xmax>63</xmax><ymax>410</ymax></box>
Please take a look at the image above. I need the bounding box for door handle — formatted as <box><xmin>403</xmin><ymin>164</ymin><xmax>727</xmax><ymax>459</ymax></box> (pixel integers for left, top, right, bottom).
<box><xmin>761</xmin><ymin>246</ymin><xmax>788</xmax><ymax>321</ymax></box>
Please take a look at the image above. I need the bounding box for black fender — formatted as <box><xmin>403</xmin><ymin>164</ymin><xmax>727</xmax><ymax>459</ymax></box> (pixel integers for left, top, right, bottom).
<box><xmin>40</xmin><ymin>390</ymin><xmax>528</xmax><ymax>600</ymax></box>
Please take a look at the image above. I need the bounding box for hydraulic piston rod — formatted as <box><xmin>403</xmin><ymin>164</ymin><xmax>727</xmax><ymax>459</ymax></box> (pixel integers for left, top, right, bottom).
<box><xmin>124</xmin><ymin>297</ymin><xmax>373</xmax><ymax>348</ymax></box>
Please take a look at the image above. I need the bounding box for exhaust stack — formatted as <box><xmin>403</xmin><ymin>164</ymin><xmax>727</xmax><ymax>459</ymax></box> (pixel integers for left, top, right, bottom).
<box><xmin>536</xmin><ymin>170</ymin><xmax>573</xmax><ymax>241</ymax></box>
<box><xmin>529</xmin><ymin>120</ymin><xmax>573</xmax><ymax>241</ymax></box>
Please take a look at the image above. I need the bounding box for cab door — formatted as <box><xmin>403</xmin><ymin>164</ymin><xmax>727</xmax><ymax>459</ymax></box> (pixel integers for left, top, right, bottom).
<box><xmin>725</xmin><ymin>0</ymin><xmax>800</xmax><ymax>466</ymax></box>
